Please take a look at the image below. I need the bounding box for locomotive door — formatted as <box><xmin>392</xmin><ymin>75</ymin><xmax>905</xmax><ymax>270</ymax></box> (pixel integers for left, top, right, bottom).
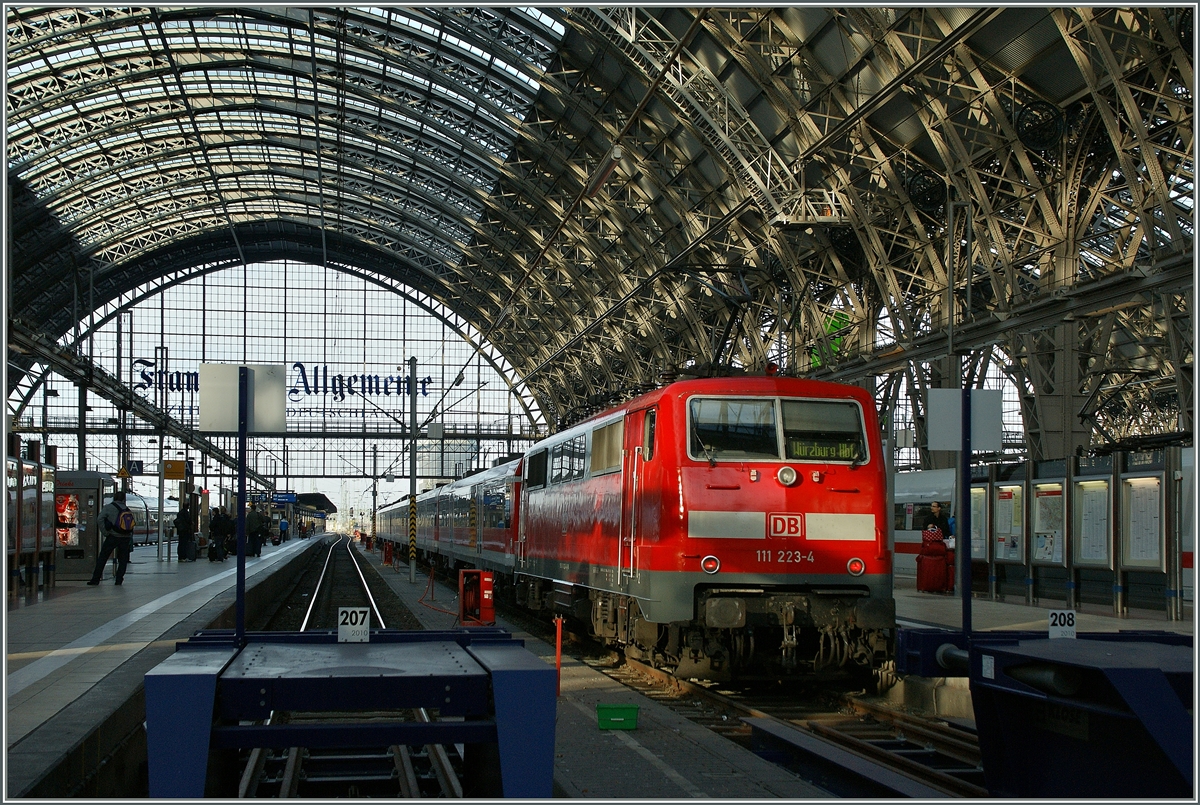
<box><xmin>620</xmin><ymin>407</ymin><xmax>656</xmax><ymax>580</ymax></box>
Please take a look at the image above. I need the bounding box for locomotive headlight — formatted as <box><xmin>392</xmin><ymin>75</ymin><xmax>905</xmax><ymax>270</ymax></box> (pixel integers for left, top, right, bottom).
<box><xmin>701</xmin><ymin>555</ymin><xmax>721</xmax><ymax>574</ymax></box>
<box><xmin>847</xmin><ymin>557</ymin><xmax>866</xmax><ymax>576</ymax></box>
<box><xmin>776</xmin><ymin>466</ymin><xmax>798</xmax><ymax>486</ymax></box>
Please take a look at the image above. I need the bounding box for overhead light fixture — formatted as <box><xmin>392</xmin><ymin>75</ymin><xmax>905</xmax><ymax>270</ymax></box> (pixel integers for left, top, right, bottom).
<box><xmin>585</xmin><ymin>145</ymin><xmax>623</xmax><ymax>198</ymax></box>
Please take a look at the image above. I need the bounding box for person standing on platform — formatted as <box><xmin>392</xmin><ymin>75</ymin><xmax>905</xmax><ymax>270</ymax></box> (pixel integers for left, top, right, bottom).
<box><xmin>174</xmin><ymin>504</ymin><xmax>196</xmax><ymax>561</ymax></box>
<box><xmin>916</xmin><ymin>501</ymin><xmax>955</xmax><ymax>593</ymax></box>
<box><xmin>923</xmin><ymin>500</ymin><xmax>952</xmax><ymax>539</ymax></box>
<box><xmin>246</xmin><ymin>505</ymin><xmax>266</xmax><ymax>557</ymax></box>
<box><xmin>88</xmin><ymin>490</ymin><xmax>136</xmax><ymax>585</ymax></box>
<box><xmin>278</xmin><ymin>516</ymin><xmax>289</xmax><ymax>543</ymax></box>
<box><xmin>208</xmin><ymin>507</ymin><xmax>228</xmax><ymax>561</ymax></box>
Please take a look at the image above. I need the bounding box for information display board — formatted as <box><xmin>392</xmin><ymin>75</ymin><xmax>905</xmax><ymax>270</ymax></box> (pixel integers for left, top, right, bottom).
<box><xmin>1120</xmin><ymin>474</ymin><xmax>1165</xmax><ymax>571</ymax></box>
<box><xmin>970</xmin><ymin>484</ymin><xmax>989</xmax><ymax>561</ymax></box>
<box><xmin>1183</xmin><ymin>448</ymin><xmax>1194</xmax><ymax>602</ymax></box>
<box><xmin>39</xmin><ymin>465</ymin><xmax>56</xmax><ymax>551</ymax></box>
<box><xmin>993</xmin><ymin>483</ymin><xmax>1025</xmax><ymax>563</ymax></box>
<box><xmin>1031</xmin><ymin>482</ymin><xmax>1066</xmax><ymax>566</ymax></box>
<box><xmin>20</xmin><ymin>461</ymin><xmax>39</xmax><ymax>552</ymax></box>
<box><xmin>1072</xmin><ymin>478</ymin><xmax>1112</xmax><ymax>568</ymax></box>
<box><xmin>7</xmin><ymin>458</ymin><xmax>17</xmax><ymax>553</ymax></box>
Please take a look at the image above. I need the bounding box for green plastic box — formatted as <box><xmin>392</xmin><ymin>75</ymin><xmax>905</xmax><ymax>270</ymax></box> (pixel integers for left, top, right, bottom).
<box><xmin>596</xmin><ymin>703</ymin><xmax>639</xmax><ymax>730</ymax></box>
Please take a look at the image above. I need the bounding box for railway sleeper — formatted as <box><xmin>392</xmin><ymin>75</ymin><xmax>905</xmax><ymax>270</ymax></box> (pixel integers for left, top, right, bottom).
<box><xmin>232</xmin><ymin>709</ymin><xmax>471</xmax><ymax>799</ymax></box>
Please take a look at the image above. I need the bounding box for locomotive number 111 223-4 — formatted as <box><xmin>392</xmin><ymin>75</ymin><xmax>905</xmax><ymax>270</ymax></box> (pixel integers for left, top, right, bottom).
<box><xmin>757</xmin><ymin>549</ymin><xmax>815</xmax><ymax>563</ymax></box>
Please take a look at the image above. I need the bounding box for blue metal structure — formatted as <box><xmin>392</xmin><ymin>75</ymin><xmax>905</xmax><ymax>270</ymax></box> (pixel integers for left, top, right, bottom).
<box><xmin>145</xmin><ymin>629</ymin><xmax>556</xmax><ymax>798</ymax></box>
<box><xmin>895</xmin><ymin>627</ymin><xmax>1193</xmax><ymax>797</ymax></box>
<box><xmin>969</xmin><ymin>636</ymin><xmax>1192</xmax><ymax>798</ymax></box>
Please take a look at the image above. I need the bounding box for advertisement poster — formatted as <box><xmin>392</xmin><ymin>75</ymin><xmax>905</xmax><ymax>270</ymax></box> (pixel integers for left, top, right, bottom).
<box><xmin>970</xmin><ymin>487</ymin><xmax>987</xmax><ymax>557</ymax></box>
<box><xmin>995</xmin><ymin>486</ymin><xmax>1023</xmax><ymax>560</ymax></box>
<box><xmin>1033</xmin><ymin>486</ymin><xmax>1064</xmax><ymax>564</ymax></box>
<box><xmin>56</xmin><ymin>493</ymin><xmax>80</xmax><ymax>547</ymax></box>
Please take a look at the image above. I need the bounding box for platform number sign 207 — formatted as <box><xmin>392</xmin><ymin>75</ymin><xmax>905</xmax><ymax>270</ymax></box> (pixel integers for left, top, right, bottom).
<box><xmin>338</xmin><ymin>607</ymin><xmax>370</xmax><ymax>642</ymax></box>
<box><xmin>1048</xmin><ymin>609</ymin><xmax>1076</xmax><ymax>639</ymax></box>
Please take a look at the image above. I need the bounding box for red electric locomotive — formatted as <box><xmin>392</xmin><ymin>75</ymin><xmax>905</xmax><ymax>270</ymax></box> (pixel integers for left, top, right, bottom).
<box><xmin>380</xmin><ymin>376</ymin><xmax>894</xmax><ymax>680</ymax></box>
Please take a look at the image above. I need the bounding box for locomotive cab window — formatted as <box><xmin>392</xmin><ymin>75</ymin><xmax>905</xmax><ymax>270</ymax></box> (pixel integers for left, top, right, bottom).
<box><xmin>642</xmin><ymin>409</ymin><xmax>656</xmax><ymax>461</ymax></box>
<box><xmin>687</xmin><ymin>396</ymin><xmax>868</xmax><ymax>464</ymax></box>
<box><xmin>782</xmin><ymin>400</ymin><xmax>866</xmax><ymax>463</ymax></box>
<box><xmin>689</xmin><ymin>398</ymin><xmax>778</xmax><ymax>460</ymax></box>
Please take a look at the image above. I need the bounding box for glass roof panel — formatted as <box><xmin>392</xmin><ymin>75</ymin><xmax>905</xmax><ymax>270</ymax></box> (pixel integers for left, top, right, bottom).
<box><xmin>6</xmin><ymin>6</ymin><xmax>564</xmax><ymax>283</ymax></box>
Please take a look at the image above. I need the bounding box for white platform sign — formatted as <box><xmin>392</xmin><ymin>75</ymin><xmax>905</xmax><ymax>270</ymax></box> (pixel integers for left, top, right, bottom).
<box><xmin>926</xmin><ymin>389</ymin><xmax>1003</xmax><ymax>452</ymax></box>
<box><xmin>198</xmin><ymin>364</ymin><xmax>286</xmax><ymax>432</ymax></box>
<box><xmin>338</xmin><ymin>607</ymin><xmax>370</xmax><ymax>642</ymax></box>
<box><xmin>1048</xmin><ymin>610</ymin><xmax>1077</xmax><ymax>639</ymax></box>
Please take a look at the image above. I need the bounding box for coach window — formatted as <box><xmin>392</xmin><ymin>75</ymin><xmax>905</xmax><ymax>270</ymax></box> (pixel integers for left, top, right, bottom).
<box><xmin>550</xmin><ymin>442</ymin><xmax>567</xmax><ymax>484</ymax></box>
<box><xmin>569</xmin><ymin>434</ymin><xmax>586</xmax><ymax>480</ymax></box>
<box><xmin>526</xmin><ymin>449</ymin><xmax>548</xmax><ymax>489</ymax></box>
<box><xmin>642</xmin><ymin>409</ymin><xmax>656</xmax><ymax>461</ymax></box>
<box><xmin>590</xmin><ymin>420</ymin><xmax>624</xmax><ymax>475</ymax></box>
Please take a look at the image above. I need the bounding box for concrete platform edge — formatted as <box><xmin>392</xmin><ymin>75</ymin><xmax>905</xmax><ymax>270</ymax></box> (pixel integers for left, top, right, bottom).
<box><xmin>7</xmin><ymin>542</ymin><xmax>321</xmax><ymax>798</ymax></box>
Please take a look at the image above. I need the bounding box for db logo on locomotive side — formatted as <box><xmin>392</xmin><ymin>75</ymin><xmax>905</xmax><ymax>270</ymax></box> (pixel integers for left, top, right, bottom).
<box><xmin>768</xmin><ymin>513</ymin><xmax>804</xmax><ymax>538</ymax></box>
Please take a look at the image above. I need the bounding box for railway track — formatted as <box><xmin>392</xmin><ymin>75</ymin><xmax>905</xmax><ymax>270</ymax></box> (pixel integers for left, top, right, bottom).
<box><xmin>234</xmin><ymin>537</ymin><xmax>465</xmax><ymax>798</ymax></box>
<box><xmin>464</xmin><ymin>565</ymin><xmax>981</xmax><ymax>797</ymax></box>
<box><xmin>479</xmin><ymin>577</ymin><xmax>987</xmax><ymax>797</ymax></box>
<box><xmin>602</xmin><ymin>657</ymin><xmax>989</xmax><ymax>798</ymax></box>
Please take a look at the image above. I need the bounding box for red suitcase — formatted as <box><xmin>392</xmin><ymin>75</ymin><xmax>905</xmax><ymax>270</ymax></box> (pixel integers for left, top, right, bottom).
<box><xmin>916</xmin><ymin>551</ymin><xmax>950</xmax><ymax>592</ymax></box>
<box><xmin>916</xmin><ymin>535</ymin><xmax>954</xmax><ymax>593</ymax></box>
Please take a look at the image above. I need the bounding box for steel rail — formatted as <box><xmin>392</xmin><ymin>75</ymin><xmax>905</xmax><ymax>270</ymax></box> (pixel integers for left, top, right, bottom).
<box><xmin>415</xmin><ymin>708</ymin><xmax>463</xmax><ymax>798</ymax></box>
<box><xmin>621</xmin><ymin>657</ymin><xmax>987</xmax><ymax>798</ymax></box>
<box><xmin>299</xmin><ymin>537</ymin><xmax>340</xmax><ymax>632</ymax></box>
<box><xmin>345</xmin><ymin>540</ymin><xmax>387</xmax><ymax>630</ymax></box>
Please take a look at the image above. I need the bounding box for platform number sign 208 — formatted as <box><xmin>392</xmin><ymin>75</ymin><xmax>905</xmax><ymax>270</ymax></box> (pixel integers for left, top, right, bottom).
<box><xmin>338</xmin><ymin>607</ymin><xmax>370</xmax><ymax>642</ymax></box>
<box><xmin>1048</xmin><ymin>609</ymin><xmax>1076</xmax><ymax>639</ymax></box>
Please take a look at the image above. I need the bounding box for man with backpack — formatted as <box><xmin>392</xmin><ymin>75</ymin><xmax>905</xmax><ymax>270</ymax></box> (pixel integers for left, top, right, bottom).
<box><xmin>88</xmin><ymin>490</ymin><xmax>136</xmax><ymax>585</ymax></box>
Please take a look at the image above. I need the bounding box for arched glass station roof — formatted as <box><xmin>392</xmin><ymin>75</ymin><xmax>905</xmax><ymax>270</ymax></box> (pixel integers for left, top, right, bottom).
<box><xmin>7</xmin><ymin>7</ymin><xmax>1194</xmax><ymax>486</ymax></box>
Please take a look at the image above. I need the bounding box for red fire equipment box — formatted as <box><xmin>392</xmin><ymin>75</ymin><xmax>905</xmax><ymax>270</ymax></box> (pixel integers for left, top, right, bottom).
<box><xmin>459</xmin><ymin>569</ymin><xmax>495</xmax><ymax>626</ymax></box>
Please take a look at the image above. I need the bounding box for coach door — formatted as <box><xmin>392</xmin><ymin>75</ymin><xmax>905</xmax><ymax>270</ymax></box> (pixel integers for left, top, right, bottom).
<box><xmin>621</xmin><ymin>407</ymin><xmax>656</xmax><ymax>580</ymax></box>
<box><xmin>518</xmin><ymin>448</ymin><xmax>548</xmax><ymax>570</ymax></box>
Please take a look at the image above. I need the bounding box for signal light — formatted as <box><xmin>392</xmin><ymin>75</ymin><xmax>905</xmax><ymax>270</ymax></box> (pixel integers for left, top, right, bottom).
<box><xmin>847</xmin><ymin>558</ymin><xmax>866</xmax><ymax>576</ymax></box>
<box><xmin>776</xmin><ymin>466</ymin><xmax>798</xmax><ymax>486</ymax></box>
<box><xmin>701</xmin><ymin>555</ymin><xmax>720</xmax><ymax>574</ymax></box>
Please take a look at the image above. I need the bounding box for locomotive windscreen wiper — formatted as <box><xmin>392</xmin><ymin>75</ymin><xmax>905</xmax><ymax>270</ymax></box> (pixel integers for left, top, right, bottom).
<box><xmin>690</xmin><ymin>417</ymin><xmax>717</xmax><ymax>467</ymax></box>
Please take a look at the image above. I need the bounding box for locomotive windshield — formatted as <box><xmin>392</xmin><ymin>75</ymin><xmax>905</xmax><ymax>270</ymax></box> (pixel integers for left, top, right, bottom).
<box><xmin>689</xmin><ymin>399</ymin><xmax>779</xmax><ymax>460</ymax></box>
<box><xmin>781</xmin><ymin>399</ymin><xmax>865</xmax><ymax>462</ymax></box>
<box><xmin>689</xmin><ymin>397</ymin><xmax>867</xmax><ymax>463</ymax></box>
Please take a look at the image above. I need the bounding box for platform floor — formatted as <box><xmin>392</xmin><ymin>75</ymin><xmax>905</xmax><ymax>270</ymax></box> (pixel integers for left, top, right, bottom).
<box><xmin>5</xmin><ymin>537</ymin><xmax>310</xmax><ymax>797</ymax></box>
<box><xmin>4</xmin><ymin>537</ymin><xmax>1193</xmax><ymax>798</ymax></box>
<box><xmin>356</xmin><ymin>548</ymin><xmax>826</xmax><ymax>798</ymax></box>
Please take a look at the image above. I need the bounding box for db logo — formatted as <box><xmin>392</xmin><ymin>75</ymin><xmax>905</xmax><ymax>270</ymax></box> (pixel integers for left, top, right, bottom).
<box><xmin>769</xmin><ymin>513</ymin><xmax>803</xmax><ymax>538</ymax></box>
